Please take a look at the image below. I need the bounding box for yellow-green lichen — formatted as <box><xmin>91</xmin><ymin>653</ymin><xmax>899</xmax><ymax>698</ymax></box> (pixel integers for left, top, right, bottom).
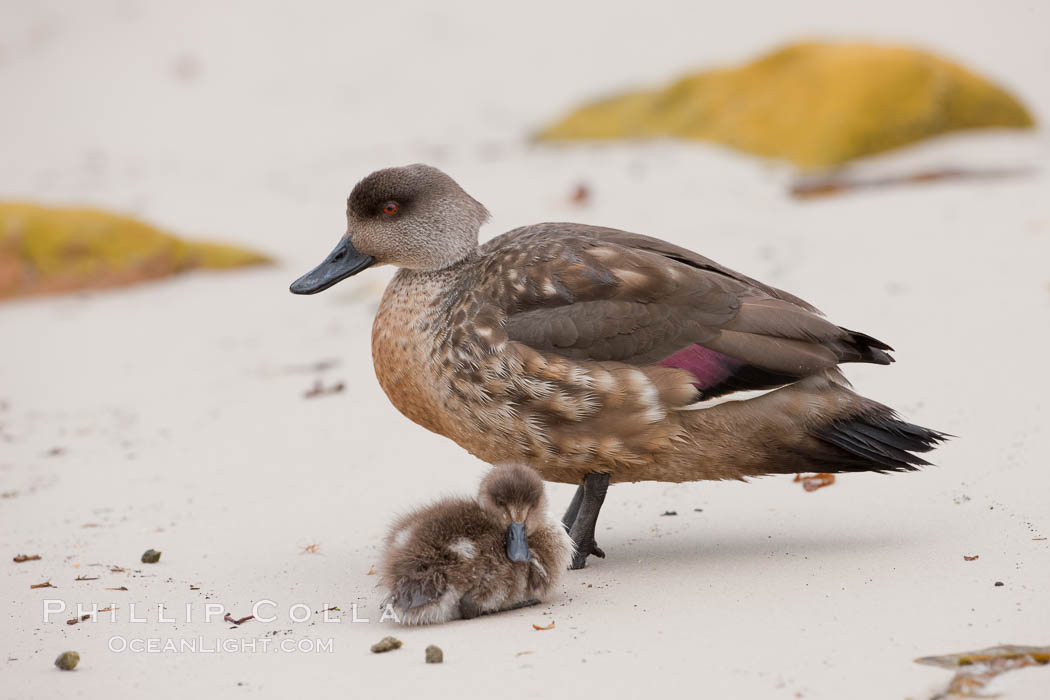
<box><xmin>0</xmin><ymin>202</ymin><xmax>271</xmax><ymax>300</ymax></box>
<box><xmin>538</xmin><ymin>41</ymin><xmax>1035</xmax><ymax>169</ymax></box>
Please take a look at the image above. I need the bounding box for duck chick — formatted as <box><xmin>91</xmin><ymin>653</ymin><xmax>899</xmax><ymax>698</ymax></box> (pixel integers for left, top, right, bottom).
<box><xmin>380</xmin><ymin>464</ymin><xmax>573</xmax><ymax>625</ymax></box>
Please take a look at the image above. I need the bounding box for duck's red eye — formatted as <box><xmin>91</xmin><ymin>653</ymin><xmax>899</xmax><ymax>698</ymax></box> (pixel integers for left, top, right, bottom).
<box><xmin>382</xmin><ymin>202</ymin><xmax>399</xmax><ymax>216</ymax></box>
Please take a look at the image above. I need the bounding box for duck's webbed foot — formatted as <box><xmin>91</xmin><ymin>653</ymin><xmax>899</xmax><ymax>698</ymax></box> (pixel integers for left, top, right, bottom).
<box><xmin>566</xmin><ymin>472</ymin><xmax>610</xmax><ymax>570</ymax></box>
<box><xmin>570</xmin><ymin>533</ymin><xmax>606</xmax><ymax>570</ymax></box>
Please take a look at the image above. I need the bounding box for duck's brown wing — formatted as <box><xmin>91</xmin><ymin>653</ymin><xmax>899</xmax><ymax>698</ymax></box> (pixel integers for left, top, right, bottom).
<box><xmin>479</xmin><ymin>223</ymin><xmax>891</xmax><ymax>400</ymax></box>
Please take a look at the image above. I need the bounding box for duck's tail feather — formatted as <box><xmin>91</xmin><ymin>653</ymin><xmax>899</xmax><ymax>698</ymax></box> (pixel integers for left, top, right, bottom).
<box><xmin>679</xmin><ymin>372</ymin><xmax>950</xmax><ymax>480</ymax></box>
<box><xmin>807</xmin><ymin>409</ymin><xmax>949</xmax><ymax>474</ymax></box>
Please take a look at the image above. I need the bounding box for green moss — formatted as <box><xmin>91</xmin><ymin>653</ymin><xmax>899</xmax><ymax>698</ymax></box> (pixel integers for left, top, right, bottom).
<box><xmin>0</xmin><ymin>202</ymin><xmax>271</xmax><ymax>300</ymax></box>
<box><xmin>538</xmin><ymin>41</ymin><xmax>1035</xmax><ymax>169</ymax></box>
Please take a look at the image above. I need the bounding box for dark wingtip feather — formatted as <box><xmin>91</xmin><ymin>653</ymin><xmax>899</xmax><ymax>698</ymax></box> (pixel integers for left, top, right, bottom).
<box><xmin>842</xmin><ymin>328</ymin><xmax>894</xmax><ymax>352</ymax></box>
<box><xmin>839</xmin><ymin>327</ymin><xmax>896</xmax><ymax>366</ymax></box>
<box><xmin>813</xmin><ymin>411</ymin><xmax>950</xmax><ymax>473</ymax></box>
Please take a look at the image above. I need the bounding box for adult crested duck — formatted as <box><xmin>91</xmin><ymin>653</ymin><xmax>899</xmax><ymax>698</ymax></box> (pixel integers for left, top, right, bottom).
<box><xmin>380</xmin><ymin>463</ymin><xmax>572</xmax><ymax>624</ymax></box>
<box><xmin>291</xmin><ymin>164</ymin><xmax>947</xmax><ymax>569</ymax></box>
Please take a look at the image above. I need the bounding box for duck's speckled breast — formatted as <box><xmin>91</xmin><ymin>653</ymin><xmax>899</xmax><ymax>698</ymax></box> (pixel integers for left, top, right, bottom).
<box><xmin>372</xmin><ymin>269</ymin><xmax>446</xmax><ymax>435</ymax></box>
<box><xmin>372</xmin><ymin>264</ymin><xmax>487</xmax><ymax>438</ymax></box>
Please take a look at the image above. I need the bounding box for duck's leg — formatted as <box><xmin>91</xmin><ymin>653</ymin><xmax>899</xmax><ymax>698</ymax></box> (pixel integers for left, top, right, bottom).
<box><xmin>567</xmin><ymin>472</ymin><xmax>610</xmax><ymax>570</ymax></box>
<box><xmin>561</xmin><ymin>485</ymin><xmax>584</xmax><ymax>531</ymax></box>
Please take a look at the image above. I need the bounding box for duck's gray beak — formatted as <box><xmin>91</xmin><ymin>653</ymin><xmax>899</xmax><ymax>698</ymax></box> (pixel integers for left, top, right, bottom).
<box><xmin>505</xmin><ymin>522</ymin><xmax>529</xmax><ymax>563</ymax></box>
<box><xmin>289</xmin><ymin>237</ymin><xmax>375</xmax><ymax>294</ymax></box>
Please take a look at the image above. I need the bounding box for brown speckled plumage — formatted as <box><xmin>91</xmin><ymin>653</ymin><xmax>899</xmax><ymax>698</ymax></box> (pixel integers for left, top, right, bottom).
<box><xmin>300</xmin><ymin>165</ymin><xmax>947</xmax><ymax>487</ymax></box>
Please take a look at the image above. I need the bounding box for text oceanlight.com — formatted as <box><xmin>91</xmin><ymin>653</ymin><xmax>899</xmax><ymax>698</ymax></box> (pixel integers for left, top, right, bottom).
<box><xmin>107</xmin><ymin>636</ymin><xmax>334</xmax><ymax>654</ymax></box>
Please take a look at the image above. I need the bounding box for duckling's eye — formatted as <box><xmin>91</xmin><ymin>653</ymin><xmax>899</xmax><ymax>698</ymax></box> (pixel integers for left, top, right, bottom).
<box><xmin>382</xmin><ymin>201</ymin><xmax>399</xmax><ymax>216</ymax></box>
<box><xmin>493</xmin><ymin>497</ymin><xmax>505</xmax><ymax>507</ymax></box>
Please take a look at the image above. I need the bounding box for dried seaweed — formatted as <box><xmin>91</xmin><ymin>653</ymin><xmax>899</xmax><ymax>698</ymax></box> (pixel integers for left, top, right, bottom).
<box><xmin>790</xmin><ymin>167</ymin><xmax>1032</xmax><ymax>199</ymax></box>
<box><xmin>917</xmin><ymin>645</ymin><xmax>1050</xmax><ymax>699</ymax></box>
<box><xmin>303</xmin><ymin>380</ymin><xmax>345</xmax><ymax>399</ymax></box>
<box><xmin>794</xmin><ymin>473</ymin><xmax>836</xmax><ymax>492</ymax></box>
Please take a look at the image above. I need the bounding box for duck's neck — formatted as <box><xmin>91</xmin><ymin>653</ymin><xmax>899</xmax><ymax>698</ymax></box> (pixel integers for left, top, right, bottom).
<box><xmin>394</xmin><ymin>251</ymin><xmax>480</xmax><ymax>308</ymax></box>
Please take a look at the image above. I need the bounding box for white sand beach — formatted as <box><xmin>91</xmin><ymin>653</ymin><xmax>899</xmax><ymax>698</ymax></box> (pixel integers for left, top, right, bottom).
<box><xmin>1</xmin><ymin>1</ymin><xmax>1048</xmax><ymax>698</ymax></box>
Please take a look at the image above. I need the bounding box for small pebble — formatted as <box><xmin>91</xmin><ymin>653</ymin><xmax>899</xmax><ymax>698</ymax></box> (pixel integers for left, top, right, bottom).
<box><xmin>661</xmin><ymin>510</ymin><xmax>678</xmax><ymax>516</ymax></box>
<box><xmin>54</xmin><ymin>651</ymin><xmax>79</xmax><ymax>670</ymax></box>
<box><xmin>994</xmin><ymin>581</ymin><xmax>1004</xmax><ymax>587</ymax></box>
<box><xmin>141</xmin><ymin>549</ymin><xmax>162</xmax><ymax>564</ymax></box>
<box><xmin>371</xmin><ymin>636</ymin><xmax>402</xmax><ymax>653</ymax></box>
<box><xmin>425</xmin><ymin>644</ymin><xmax>443</xmax><ymax>664</ymax></box>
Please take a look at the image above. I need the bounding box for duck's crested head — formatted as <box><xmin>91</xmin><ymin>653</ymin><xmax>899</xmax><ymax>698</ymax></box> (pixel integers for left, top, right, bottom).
<box><xmin>290</xmin><ymin>164</ymin><xmax>487</xmax><ymax>294</ymax></box>
<box><xmin>346</xmin><ymin>164</ymin><xmax>488</xmax><ymax>271</ymax></box>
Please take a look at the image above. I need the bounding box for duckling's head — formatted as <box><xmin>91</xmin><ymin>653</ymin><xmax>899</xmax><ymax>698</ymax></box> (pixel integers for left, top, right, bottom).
<box><xmin>289</xmin><ymin>164</ymin><xmax>489</xmax><ymax>293</ymax></box>
<box><xmin>477</xmin><ymin>464</ymin><xmax>547</xmax><ymax>563</ymax></box>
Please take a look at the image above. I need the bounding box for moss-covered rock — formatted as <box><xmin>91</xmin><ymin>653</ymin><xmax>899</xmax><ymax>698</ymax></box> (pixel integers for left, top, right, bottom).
<box><xmin>538</xmin><ymin>41</ymin><xmax>1035</xmax><ymax>169</ymax></box>
<box><xmin>0</xmin><ymin>202</ymin><xmax>271</xmax><ymax>300</ymax></box>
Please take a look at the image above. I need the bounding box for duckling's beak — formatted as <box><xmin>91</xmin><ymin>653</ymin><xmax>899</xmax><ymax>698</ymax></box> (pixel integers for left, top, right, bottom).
<box><xmin>505</xmin><ymin>522</ymin><xmax>529</xmax><ymax>563</ymax></box>
<box><xmin>289</xmin><ymin>237</ymin><xmax>375</xmax><ymax>294</ymax></box>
